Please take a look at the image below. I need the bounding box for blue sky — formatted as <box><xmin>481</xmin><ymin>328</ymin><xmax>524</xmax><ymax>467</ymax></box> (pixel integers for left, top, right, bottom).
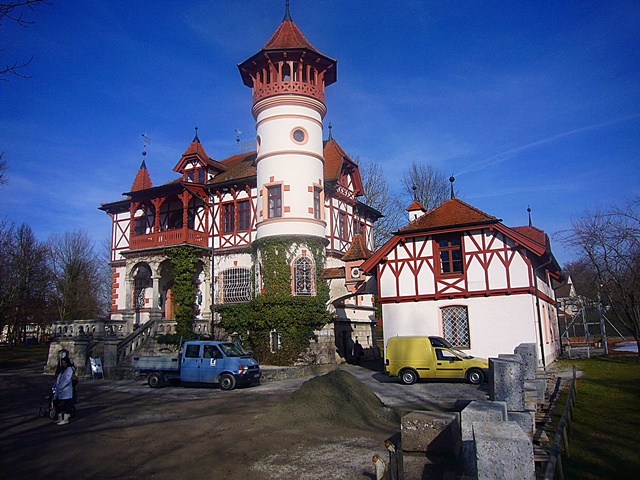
<box><xmin>1</xmin><ymin>1</ymin><xmax>639</xmax><ymax>266</ymax></box>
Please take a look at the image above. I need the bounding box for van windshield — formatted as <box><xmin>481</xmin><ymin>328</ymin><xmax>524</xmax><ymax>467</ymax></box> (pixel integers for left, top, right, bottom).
<box><xmin>430</xmin><ymin>337</ymin><xmax>473</xmax><ymax>359</ymax></box>
<box><xmin>449</xmin><ymin>347</ymin><xmax>472</xmax><ymax>359</ymax></box>
<box><xmin>219</xmin><ymin>343</ymin><xmax>247</xmax><ymax>358</ymax></box>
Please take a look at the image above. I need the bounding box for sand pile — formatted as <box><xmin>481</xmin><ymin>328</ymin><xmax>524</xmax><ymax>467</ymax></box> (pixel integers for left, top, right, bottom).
<box><xmin>267</xmin><ymin>369</ymin><xmax>399</xmax><ymax>429</ymax></box>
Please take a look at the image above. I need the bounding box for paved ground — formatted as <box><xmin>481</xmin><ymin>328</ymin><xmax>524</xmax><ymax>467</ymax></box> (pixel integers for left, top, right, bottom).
<box><xmin>0</xmin><ymin>362</ymin><xmax>489</xmax><ymax>480</ymax></box>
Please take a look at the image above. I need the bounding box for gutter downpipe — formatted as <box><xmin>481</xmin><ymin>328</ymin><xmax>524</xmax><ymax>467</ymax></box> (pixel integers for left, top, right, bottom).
<box><xmin>533</xmin><ymin>254</ymin><xmax>554</xmax><ymax>369</ymax></box>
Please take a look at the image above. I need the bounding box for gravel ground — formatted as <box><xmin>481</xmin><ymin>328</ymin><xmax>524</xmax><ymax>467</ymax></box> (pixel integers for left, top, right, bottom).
<box><xmin>0</xmin><ymin>361</ymin><xmax>489</xmax><ymax>480</ymax></box>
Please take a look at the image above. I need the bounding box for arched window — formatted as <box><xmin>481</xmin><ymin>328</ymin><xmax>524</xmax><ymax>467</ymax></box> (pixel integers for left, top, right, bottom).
<box><xmin>220</xmin><ymin>267</ymin><xmax>253</xmax><ymax>304</ymax></box>
<box><xmin>441</xmin><ymin>306</ymin><xmax>470</xmax><ymax>348</ymax></box>
<box><xmin>293</xmin><ymin>256</ymin><xmax>314</xmax><ymax>296</ymax></box>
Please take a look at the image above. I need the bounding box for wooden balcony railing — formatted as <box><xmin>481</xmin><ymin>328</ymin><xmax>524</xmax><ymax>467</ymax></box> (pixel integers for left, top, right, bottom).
<box><xmin>130</xmin><ymin>228</ymin><xmax>209</xmax><ymax>250</ymax></box>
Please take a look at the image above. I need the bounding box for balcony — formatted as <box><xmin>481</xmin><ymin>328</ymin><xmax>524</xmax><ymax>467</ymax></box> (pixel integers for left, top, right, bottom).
<box><xmin>130</xmin><ymin>228</ymin><xmax>209</xmax><ymax>250</ymax></box>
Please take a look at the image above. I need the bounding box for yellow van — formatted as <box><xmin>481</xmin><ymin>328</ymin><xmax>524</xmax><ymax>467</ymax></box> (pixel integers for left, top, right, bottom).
<box><xmin>385</xmin><ymin>336</ymin><xmax>488</xmax><ymax>385</ymax></box>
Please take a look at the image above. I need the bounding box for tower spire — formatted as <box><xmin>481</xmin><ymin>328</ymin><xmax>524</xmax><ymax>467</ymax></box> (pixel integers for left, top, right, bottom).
<box><xmin>528</xmin><ymin>205</ymin><xmax>533</xmax><ymax>226</ymax></box>
<box><xmin>449</xmin><ymin>175</ymin><xmax>456</xmax><ymax>199</ymax></box>
<box><xmin>283</xmin><ymin>0</ymin><xmax>292</xmax><ymax>21</ymax></box>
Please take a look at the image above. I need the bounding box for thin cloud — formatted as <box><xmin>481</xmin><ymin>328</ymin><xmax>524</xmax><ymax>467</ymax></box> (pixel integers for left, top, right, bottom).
<box><xmin>458</xmin><ymin>113</ymin><xmax>640</xmax><ymax>176</ymax></box>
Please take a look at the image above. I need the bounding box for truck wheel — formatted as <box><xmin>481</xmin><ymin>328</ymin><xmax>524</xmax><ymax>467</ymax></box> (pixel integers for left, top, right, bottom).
<box><xmin>467</xmin><ymin>368</ymin><xmax>484</xmax><ymax>385</ymax></box>
<box><xmin>400</xmin><ymin>369</ymin><xmax>418</xmax><ymax>385</ymax></box>
<box><xmin>219</xmin><ymin>373</ymin><xmax>236</xmax><ymax>391</ymax></box>
<box><xmin>147</xmin><ymin>372</ymin><xmax>163</xmax><ymax>388</ymax></box>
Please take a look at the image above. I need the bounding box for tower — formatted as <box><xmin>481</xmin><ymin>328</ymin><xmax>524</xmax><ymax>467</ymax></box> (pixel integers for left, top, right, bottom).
<box><xmin>238</xmin><ymin>5</ymin><xmax>336</xmax><ymax>241</ymax></box>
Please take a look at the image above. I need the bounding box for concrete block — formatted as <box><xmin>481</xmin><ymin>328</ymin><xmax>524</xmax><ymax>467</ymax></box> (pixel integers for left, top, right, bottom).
<box><xmin>473</xmin><ymin>421</ymin><xmax>535</xmax><ymax>480</ymax></box>
<box><xmin>507</xmin><ymin>411</ymin><xmax>536</xmax><ymax>441</ymax></box>
<box><xmin>489</xmin><ymin>357</ymin><xmax>525</xmax><ymax>412</ymax></box>
<box><xmin>402</xmin><ymin>411</ymin><xmax>461</xmax><ymax>455</ymax></box>
<box><xmin>525</xmin><ymin>378</ymin><xmax>547</xmax><ymax>405</ymax></box>
<box><xmin>461</xmin><ymin>401</ymin><xmax>507</xmax><ymax>476</ymax></box>
<box><xmin>514</xmin><ymin>343</ymin><xmax>538</xmax><ymax>380</ymax></box>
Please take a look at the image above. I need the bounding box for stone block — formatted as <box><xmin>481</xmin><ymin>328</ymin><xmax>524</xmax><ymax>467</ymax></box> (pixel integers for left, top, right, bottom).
<box><xmin>402</xmin><ymin>411</ymin><xmax>460</xmax><ymax>455</ymax></box>
<box><xmin>461</xmin><ymin>401</ymin><xmax>508</xmax><ymax>476</ymax></box>
<box><xmin>524</xmin><ymin>378</ymin><xmax>547</xmax><ymax>405</ymax></box>
<box><xmin>507</xmin><ymin>411</ymin><xmax>535</xmax><ymax>440</ymax></box>
<box><xmin>514</xmin><ymin>343</ymin><xmax>538</xmax><ymax>380</ymax></box>
<box><xmin>489</xmin><ymin>357</ymin><xmax>525</xmax><ymax>412</ymax></box>
<box><xmin>473</xmin><ymin>421</ymin><xmax>535</xmax><ymax>480</ymax></box>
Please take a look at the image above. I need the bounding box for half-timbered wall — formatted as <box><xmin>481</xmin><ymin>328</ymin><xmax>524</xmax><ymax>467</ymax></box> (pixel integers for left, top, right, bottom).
<box><xmin>377</xmin><ymin>227</ymin><xmax>561</xmax><ymax>365</ymax></box>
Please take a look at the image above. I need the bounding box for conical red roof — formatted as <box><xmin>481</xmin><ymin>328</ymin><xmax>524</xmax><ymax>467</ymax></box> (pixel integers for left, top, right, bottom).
<box><xmin>131</xmin><ymin>160</ymin><xmax>152</xmax><ymax>191</ymax></box>
<box><xmin>264</xmin><ymin>18</ymin><xmax>320</xmax><ymax>52</ymax></box>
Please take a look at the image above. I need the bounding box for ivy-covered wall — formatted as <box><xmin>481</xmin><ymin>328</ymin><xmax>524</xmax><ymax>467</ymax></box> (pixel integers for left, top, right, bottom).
<box><xmin>217</xmin><ymin>235</ymin><xmax>332</xmax><ymax>365</ymax></box>
<box><xmin>164</xmin><ymin>245</ymin><xmax>200</xmax><ymax>340</ymax></box>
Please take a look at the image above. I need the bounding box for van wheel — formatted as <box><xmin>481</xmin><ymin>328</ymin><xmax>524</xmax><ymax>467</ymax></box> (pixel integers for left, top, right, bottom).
<box><xmin>467</xmin><ymin>368</ymin><xmax>484</xmax><ymax>385</ymax></box>
<box><xmin>220</xmin><ymin>373</ymin><xmax>236</xmax><ymax>391</ymax></box>
<box><xmin>147</xmin><ymin>372</ymin><xmax>163</xmax><ymax>388</ymax></box>
<box><xmin>400</xmin><ymin>369</ymin><xmax>418</xmax><ymax>385</ymax></box>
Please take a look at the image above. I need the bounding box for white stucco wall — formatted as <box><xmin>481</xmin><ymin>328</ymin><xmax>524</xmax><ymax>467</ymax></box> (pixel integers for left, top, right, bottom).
<box><xmin>382</xmin><ymin>294</ymin><xmax>559</xmax><ymax>365</ymax></box>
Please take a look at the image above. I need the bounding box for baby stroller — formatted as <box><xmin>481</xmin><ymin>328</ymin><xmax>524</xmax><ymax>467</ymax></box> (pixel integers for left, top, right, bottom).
<box><xmin>38</xmin><ymin>382</ymin><xmax>77</xmax><ymax>421</ymax></box>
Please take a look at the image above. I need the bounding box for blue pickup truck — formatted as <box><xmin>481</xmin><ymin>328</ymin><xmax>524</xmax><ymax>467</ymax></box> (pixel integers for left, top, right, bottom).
<box><xmin>133</xmin><ymin>340</ymin><xmax>261</xmax><ymax>390</ymax></box>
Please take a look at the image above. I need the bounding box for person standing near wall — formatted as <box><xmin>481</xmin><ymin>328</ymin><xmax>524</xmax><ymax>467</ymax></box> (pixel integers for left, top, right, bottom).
<box><xmin>54</xmin><ymin>357</ymin><xmax>75</xmax><ymax>425</ymax></box>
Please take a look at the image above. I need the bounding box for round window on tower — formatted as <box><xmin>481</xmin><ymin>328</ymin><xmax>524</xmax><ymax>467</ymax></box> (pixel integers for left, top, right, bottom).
<box><xmin>291</xmin><ymin>127</ymin><xmax>308</xmax><ymax>145</ymax></box>
<box><xmin>256</xmin><ymin>135</ymin><xmax>262</xmax><ymax>153</ymax></box>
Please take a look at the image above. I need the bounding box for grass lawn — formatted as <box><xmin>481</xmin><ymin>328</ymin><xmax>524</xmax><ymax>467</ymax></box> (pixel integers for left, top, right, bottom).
<box><xmin>552</xmin><ymin>356</ymin><xmax>640</xmax><ymax>479</ymax></box>
<box><xmin>0</xmin><ymin>344</ymin><xmax>49</xmax><ymax>369</ymax></box>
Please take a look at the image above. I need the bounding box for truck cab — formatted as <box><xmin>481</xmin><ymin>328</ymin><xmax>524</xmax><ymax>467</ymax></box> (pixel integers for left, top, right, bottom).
<box><xmin>385</xmin><ymin>336</ymin><xmax>488</xmax><ymax>385</ymax></box>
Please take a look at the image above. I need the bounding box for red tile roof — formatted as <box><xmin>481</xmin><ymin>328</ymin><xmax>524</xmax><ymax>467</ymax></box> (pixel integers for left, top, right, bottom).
<box><xmin>208</xmin><ymin>138</ymin><xmax>354</xmax><ymax>186</ymax></box>
<box><xmin>406</xmin><ymin>200</ymin><xmax>426</xmax><ymax>212</ymax></box>
<box><xmin>399</xmin><ymin>198</ymin><xmax>498</xmax><ymax>233</ymax></box>
<box><xmin>263</xmin><ymin>18</ymin><xmax>322</xmax><ymax>54</ymax></box>
<box><xmin>131</xmin><ymin>160</ymin><xmax>152</xmax><ymax>192</ymax></box>
<box><xmin>323</xmin><ymin>267</ymin><xmax>345</xmax><ymax>279</ymax></box>
<box><xmin>511</xmin><ymin>225</ymin><xmax>548</xmax><ymax>248</ymax></box>
<box><xmin>208</xmin><ymin>151</ymin><xmax>257</xmax><ymax>185</ymax></box>
<box><xmin>341</xmin><ymin>234</ymin><xmax>372</xmax><ymax>261</ymax></box>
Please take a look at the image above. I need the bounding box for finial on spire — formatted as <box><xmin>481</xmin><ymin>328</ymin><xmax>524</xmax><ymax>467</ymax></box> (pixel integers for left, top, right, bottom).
<box><xmin>527</xmin><ymin>205</ymin><xmax>532</xmax><ymax>226</ymax></box>
<box><xmin>412</xmin><ymin>185</ymin><xmax>417</xmax><ymax>201</ymax></box>
<box><xmin>283</xmin><ymin>0</ymin><xmax>292</xmax><ymax>21</ymax></box>
<box><xmin>193</xmin><ymin>126</ymin><xmax>200</xmax><ymax>142</ymax></box>
<box><xmin>328</xmin><ymin>122</ymin><xmax>333</xmax><ymax>140</ymax></box>
<box><xmin>449</xmin><ymin>175</ymin><xmax>456</xmax><ymax>199</ymax></box>
<box><xmin>235</xmin><ymin>129</ymin><xmax>242</xmax><ymax>144</ymax></box>
<box><xmin>141</xmin><ymin>131</ymin><xmax>152</xmax><ymax>157</ymax></box>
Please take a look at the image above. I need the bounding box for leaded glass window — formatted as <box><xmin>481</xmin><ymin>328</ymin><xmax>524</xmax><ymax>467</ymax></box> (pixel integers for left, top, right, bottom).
<box><xmin>442</xmin><ymin>306</ymin><xmax>470</xmax><ymax>348</ymax></box>
<box><xmin>294</xmin><ymin>256</ymin><xmax>314</xmax><ymax>296</ymax></box>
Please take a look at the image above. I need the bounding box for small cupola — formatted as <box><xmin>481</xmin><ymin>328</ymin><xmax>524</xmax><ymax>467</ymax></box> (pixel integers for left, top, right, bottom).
<box><xmin>406</xmin><ymin>200</ymin><xmax>427</xmax><ymax>222</ymax></box>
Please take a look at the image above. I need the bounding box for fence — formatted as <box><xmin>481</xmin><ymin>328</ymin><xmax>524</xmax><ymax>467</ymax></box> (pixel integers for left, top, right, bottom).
<box><xmin>543</xmin><ymin>365</ymin><xmax>578</xmax><ymax>480</ymax></box>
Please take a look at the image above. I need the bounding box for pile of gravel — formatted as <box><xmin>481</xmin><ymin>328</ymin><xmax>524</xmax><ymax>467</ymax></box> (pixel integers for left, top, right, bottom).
<box><xmin>267</xmin><ymin>369</ymin><xmax>399</xmax><ymax>429</ymax></box>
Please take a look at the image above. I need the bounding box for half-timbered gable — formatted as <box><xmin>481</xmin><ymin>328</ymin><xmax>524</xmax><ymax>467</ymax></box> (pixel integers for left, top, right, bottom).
<box><xmin>361</xmin><ymin>198</ymin><xmax>562</xmax><ymax>366</ymax></box>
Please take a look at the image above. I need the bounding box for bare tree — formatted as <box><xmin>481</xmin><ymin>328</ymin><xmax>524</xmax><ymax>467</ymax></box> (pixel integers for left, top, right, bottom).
<box><xmin>0</xmin><ymin>0</ymin><xmax>51</xmax><ymax>80</ymax></box>
<box><xmin>0</xmin><ymin>152</ymin><xmax>6</xmax><ymax>185</ymax></box>
<box><xmin>48</xmin><ymin>230</ymin><xmax>105</xmax><ymax>321</ymax></box>
<box><xmin>1</xmin><ymin>223</ymin><xmax>51</xmax><ymax>345</ymax></box>
<box><xmin>560</xmin><ymin>198</ymin><xmax>640</xmax><ymax>357</ymax></box>
<box><xmin>357</xmin><ymin>157</ymin><xmax>403</xmax><ymax>248</ymax></box>
<box><xmin>399</xmin><ymin>162</ymin><xmax>450</xmax><ymax>212</ymax></box>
